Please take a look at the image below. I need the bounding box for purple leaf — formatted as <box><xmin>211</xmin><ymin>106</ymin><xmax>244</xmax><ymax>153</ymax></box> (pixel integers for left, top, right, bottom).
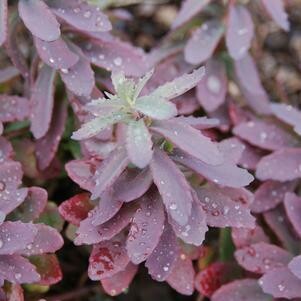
<box><xmin>150</xmin><ymin>148</ymin><xmax>193</xmax><ymax>226</ymax></box>
<box><xmin>90</xmin><ymin>189</ymin><xmax>123</xmax><ymax>226</ymax></box>
<box><xmin>235</xmin><ymin>242</ymin><xmax>293</xmax><ymax>274</ymax></box>
<box><xmin>36</xmin><ymin>100</ymin><xmax>67</xmax><ymax>170</ymax></box>
<box><xmin>196</xmin><ymin>185</ymin><xmax>255</xmax><ymax>228</ymax></box>
<box><xmin>126</xmin><ymin>120</ymin><xmax>153</xmax><ymax>168</ymax></box>
<box><xmin>101</xmin><ymin>262</ymin><xmax>138</xmax><ymax>296</ymax></box>
<box><xmin>172</xmin><ymin>0</ymin><xmax>211</xmax><ymax>29</ymax></box>
<box><xmin>60</xmin><ymin>43</ymin><xmax>94</xmax><ymax>97</ymax></box>
<box><xmin>174</xmin><ymin>116</ymin><xmax>220</xmax><ymax>130</ymax></box>
<box><xmin>65</xmin><ymin>159</ymin><xmax>99</xmax><ymax>191</ymax></box>
<box><xmin>0</xmin><ymin>0</ymin><xmax>7</xmax><ymax>46</ymax></box>
<box><xmin>0</xmin><ymin>161</ymin><xmax>28</xmax><ymax>216</ymax></box>
<box><xmin>151</xmin><ymin>119</ymin><xmax>223</xmax><ymax>165</ymax></box>
<box><xmin>88</xmin><ymin>237</ymin><xmax>130</xmax><ymax>280</ymax></box>
<box><xmin>18</xmin><ymin>0</ymin><xmax>60</xmax><ymax>41</ymax></box>
<box><xmin>50</xmin><ymin>0</ymin><xmax>111</xmax><ymax>32</ymax></box>
<box><xmin>271</xmin><ymin>103</ymin><xmax>301</xmax><ymax>136</ymax></box>
<box><xmin>113</xmin><ymin>168</ymin><xmax>153</xmax><ymax>203</ymax></box>
<box><xmin>256</xmin><ymin>148</ymin><xmax>301</xmax><ymax>181</ymax></box>
<box><xmin>0</xmin><ymin>137</ymin><xmax>14</xmax><ymax>162</ymax></box>
<box><xmin>0</xmin><ymin>255</ymin><xmax>40</xmax><ymax>284</ymax></box>
<box><xmin>0</xmin><ymin>95</ymin><xmax>29</xmax><ymax>122</ymax></box>
<box><xmin>288</xmin><ymin>256</ymin><xmax>301</xmax><ymax>281</ymax></box>
<box><xmin>252</xmin><ymin>181</ymin><xmax>296</xmax><ymax>213</ymax></box>
<box><xmin>30</xmin><ymin>65</ymin><xmax>56</xmax><ymax>139</ymax></box>
<box><xmin>169</xmin><ymin>195</ymin><xmax>207</xmax><ymax>246</ymax></box>
<box><xmin>212</xmin><ymin>279</ymin><xmax>271</xmax><ymax>301</ymax></box>
<box><xmin>264</xmin><ymin>206</ymin><xmax>299</xmax><ymax>254</ymax></box>
<box><xmin>34</xmin><ymin>37</ymin><xmax>79</xmax><ymax>70</ymax></box>
<box><xmin>172</xmin><ymin>149</ymin><xmax>254</xmax><ymax>188</ymax></box>
<box><xmin>259</xmin><ymin>267</ymin><xmax>301</xmax><ymax>299</ymax></box>
<box><xmin>145</xmin><ymin>222</ymin><xmax>179</xmax><ymax>282</ymax></box>
<box><xmin>184</xmin><ymin>20</ymin><xmax>224</xmax><ymax>64</ymax></box>
<box><xmin>284</xmin><ymin>192</ymin><xmax>301</xmax><ymax>238</ymax></box>
<box><xmin>196</xmin><ymin>59</ymin><xmax>227</xmax><ymax>112</ymax></box>
<box><xmin>91</xmin><ymin>147</ymin><xmax>129</xmax><ymax>199</ymax></box>
<box><xmin>234</xmin><ymin>54</ymin><xmax>271</xmax><ymax>114</ymax></box>
<box><xmin>0</xmin><ymin>221</ymin><xmax>37</xmax><ymax>255</ymax></box>
<box><xmin>233</xmin><ymin>120</ymin><xmax>298</xmax><ymax>151</ymax></box>
<box><xmin>81</xmin><ymin>35</ymin><xmax>147</xmax><ymax>76</ymax></box>
<box><xmin>166</xmin><ymin>254</ymin><xmax>194</xmax><ymax>295</ymax></box>
<box><xmin>126</xmin><ymin>191</ymin><xmax>165</xmax><ymax>264</ymax></box>
<box><xmin>75</xmin><ymin>203</ymin><xmax>135</xmax><ymax>245</ymax></box>
<box><xmin>226</xmin><ymin>4</ymin><xmax>254</xmax><ymax>60</ymax></box>
<box><xmin>232</xmin><ymin>225</ymin><xmax>270</xmax><ymax>249</ymax></box>
<box><xmin>14</xmin><ymin>187</ymin><xmax>48</xmax><ymax>223</ymax></box>
<box><xmin>20</xmin><ymin>224</ymin><xmax>63</xmax><ymax>256</ymax></box>
<box><xmin>261</xmin><ymin>0</ymin><xmax>290</xmax><ymax>31</ymax></box>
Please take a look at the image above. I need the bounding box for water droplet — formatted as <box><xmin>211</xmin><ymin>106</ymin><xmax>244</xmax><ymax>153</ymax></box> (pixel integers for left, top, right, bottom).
<box><xmin>49</xmin><ymin>58</ymin><xmax>55</xmax><ymax>64</ymax></box>
<box><xmin>278</xmin><ymin>284</ymin><xmax>285</xmax><ymax>291</ymax></box>
<box><xmin>83</xmin><ymin>10</ymin><xmax>92</xmax><ymax>18</ymax></box>
<box><xmin>207</xmin><ymin>75</ymin><xmax>221</xmax><ymax>94</ymax></box>
<box><xmin>169</xmin><ymin>203</ymin><xmax>177</xmax><ymax>210</ymax></box>
<box><xmin>15</xmin><ymin>273</ymin><xmax>22</xmax><ymax>280</ymax></box>
<box><xmin>61</xmin><ymin>68</ymin><xmax>69</xmax><ymax>74</ymax></box>
<box><xmin>113</xmin><ymin>57</ymin><xmax>123</xmax><ymax>66</ymax></box>
<box><xmin>0</xmin><ymin>182</ymin><xmax>5</xmax><ymax>191</ymax></box>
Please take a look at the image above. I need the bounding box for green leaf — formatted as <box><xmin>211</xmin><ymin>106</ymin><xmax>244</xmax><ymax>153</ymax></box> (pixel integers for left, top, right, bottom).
<box><xmin>37</xmin><ymin>202</ymin><xmax>64</xmax><ymax>231</ymax></box>
<box><xmin>219</xmin><ymin>228</ymin><xmax>235</xmax><ymax>262</ymax></box>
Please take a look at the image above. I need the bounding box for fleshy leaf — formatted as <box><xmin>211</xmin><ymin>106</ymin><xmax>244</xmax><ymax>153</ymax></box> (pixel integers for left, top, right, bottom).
<box><xmin>149</xmin><ymin>67</ymin><xmax>205</xmax><ymax>101</ymax></box>
<box><xmin>126</xmin><ymin>191</ymin><xmax>165</xmax><ymax>264</ymax></box>
<box><xmin>145</xmin><ymin>222</ymin><xmax>179</xmax><ymax>282</ymax></box>
<box><xmin>196</xmin><ymin>59</ymin><xmax>227</xmax><ymax>112</ymax></box>
<box><xmin>36</xmin><ymin>99</ymin><xmax>67</xmax><ymax>170</ymax></box>
<box><xmin>18</xmin><ymin>0</ymin><xmax>60</xmax><ymax>41</ymax></box>
<box><xmin>259</xmin><ymin>267</ymin><xmax>301</xmax><ymax>299</ymax></box>
<box><xmin>12</xmin><ymin>187</ymin><xmax>48</xmax><ymax>223</ymax></box>
<box><xmin>232</xmin><ymin>225</ymin><xmax>270</xmax><ymax>249</ymax></box>
<box><xmin>150</xmin><ymin>148</ymin><xmax>193</xmax><ymax>226</ymax></box>
<box><xmin>195</xmin><ymin>262</ymin><xmax>236</xmax><ymax>297</ymax></box>
<box><xmin>0</xmin><ymin>0</ymin><xmax>7</xmax><ymax>46</ymax></box>
<box><xmin>126</xmin><ymin>120</ymin><xmax>153</xmax><ymax>168</ymax></box>
<box><xmin>212</xmin><ymin>279</ymin><xmax>271</xmax><ymax>301</ymax></box>
<box><xmin>288</xmin><ymin>256</ymin><xmax>301</xmax><ymax>281</ymax></box>
<box><xmin>88</xmin><ymin>237</ymin><xmax>130</xmax><ymax>280</ymax></box>
<box><xmin>172</xmin><ymin>0</ymin><xmax>210</xmax><ymax>29</ymax></box>
<box><xmin>271</xmin><ymin>103</ymin><xmax>301</xmax><ymax>136</ymax></box>
<box><xmin>261</xmin><ymin>0</ymin><xmax>290</xmax><ymax>31</ymax></box>
<box><xmin>256</xmin><ymin>148</ymin><xmax>301</xmax><ymax>181</ymax></box>
<box><xmin>233</xmin><ymin>120</ymin><xmax>298</xmax><ymax>151</ymax></box>
<box><xmin>75</xmin><ymin>203</ymin><xmax>135</xmax><ymax>245</ymax></box>
<box><xmin>172</xmin><ymin>149</ymin><xmax>254</xmax><ymax>188</ymax></box>
<box><xmin>59</xmin><ymin>193</ymin><xmax>93</xmax><ymax>226</ymax></box>
<box><xmin>0</xmin><ymin>96</ymin><xmax>29</xmax><ymax>122</ymax></box>
<box><xmin>166</xmin><ymin>254</ymin><xmax>194</xmax><ymax>296</ymax></box>
<box><xmin>91</xmin><ymin>147</ymin><xmax>129</xmax><ymax>199</ymax></box>
<box><xmin>185</xmin><ymin>20</ymin><xmax>224</xmax><ymax>64</ymax></box>
<box><xmin>226</xmin><ymin>4</ymin><xmax>254</xmax><ymax>60</ymax></box>
<box><xmin>134</xmin><ymin>96</ymin><xmax>177</xmax><ymax>120</ymax></box>
<box><xmin>30</xmin><ymin>254</ymin><xmax>62</xmax><ymax>285</ymax></box>
<box><xmin>151</xmin><ymin>119</ymin><xmax>223</xmax><ymax>165</ymax></box>
<box><xmin>34</xmin><ymin>37</ymin><xmax>79</xmax><ymax>70</ymax></box>
<box><xmin>252</xmin><ymin>181</ymin><xmax>296</xmax><ymax>213</ymax></box>
<box><xmin>21</xmin><ymin>224</ymin><xmax>63</xmax><ymax>256</ymax></box>
<box><xmin>30</xmin><ymin>65</ymin><xmax>56</xmax><ymax>139</ymax></box>
<box><xmin>50</xmin><ymin>0</ymin><xmax>111</xmax><ymax>32</ymax></box>
<box><xmin>235</xmin><ymin>242</ymin><xmax>293</xmax><ymax>274</ymax></box>
<box><xmin>100</xmin><ymin>262</ymin><xmax>137</xmax><ymax>296</ymax></box>
<box><xmin>72</xmin><ymin>112</ymin><xmax>127</xmax><ymax>140</ymax></box>
<box><xmin>0</xmin><ymin>255</ymin><xmax>40</xmax><ymax>284</ymax></box>
<box><xmin>234</xmin><ymin>54</ymin><xmax>271</xmax><ymax>114</ymax></box>
<box><xmin>113</xmin><ymin>168</ymin><xmax>153</xmax><ymax>203</ymax></box>
<box><xmin>169</xmin><ymin>196</ymin><xmax>207</xmax><ymax>246</ymax></box>
<box><xmin>196</xmin><ymin>185</ymin><xmax>255</xmax><ymax>228</ymax></box>
<box><xmin>284</xmin><ymin>192</ymin><xmax>301</xmax><ymax>238</ymax></box>
<box><xmin>0</xmin><ymin>221</ymin><xmax>37</xmax><ymax>255</ymax></box>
